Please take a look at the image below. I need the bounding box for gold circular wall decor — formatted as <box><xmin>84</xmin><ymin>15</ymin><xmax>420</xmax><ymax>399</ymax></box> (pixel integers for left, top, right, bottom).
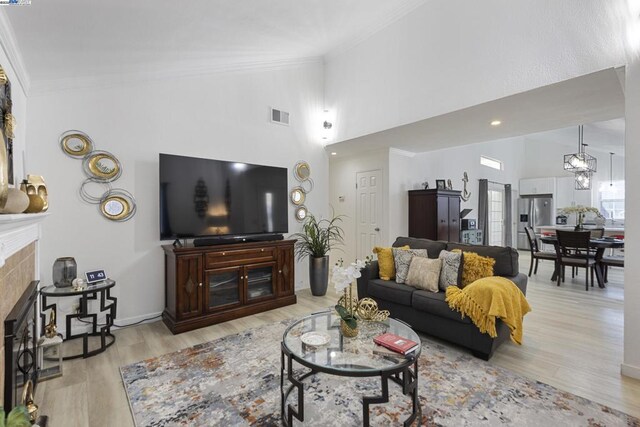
<box><xmin>83</xmin><ymin>150</ymin><xmax>122</xmax><ymax>182</ymax></box>
<box><xmin>99</xmin><ymin>189</ymin><xmax>136</xmax><ymax>221</ymax></box>
<box><xmin>295</xmin><ymin>205</ymin><xmax>308</xmax><ymax>222</ymax></box>
<box><xmin>290</xmin><ymin>187</ymin><xmax>306</xmax><ymax>205</ymax></box>
<box><xmin>293</xmin><ymin>161</ymin><xmax>311</xmax><ymax>182</ymax></box>
<box><xmin>59</xmin><ymin>130</ymin><xmax>94</xmax><ymax>158</ymax></box>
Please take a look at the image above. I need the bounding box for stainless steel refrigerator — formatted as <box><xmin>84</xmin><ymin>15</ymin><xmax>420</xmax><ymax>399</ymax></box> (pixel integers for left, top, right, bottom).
<box><xmin>517</xmin><ymin>195</ymin><xmax>553</xmax><ymax>250</ymax></box>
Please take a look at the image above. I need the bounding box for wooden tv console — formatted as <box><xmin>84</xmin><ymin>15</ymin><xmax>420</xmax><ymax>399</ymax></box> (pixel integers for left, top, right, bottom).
<box><xmin>162</xmin><ymin>239</ymin><xmax>296</xmax><ymax>334</ymax></box>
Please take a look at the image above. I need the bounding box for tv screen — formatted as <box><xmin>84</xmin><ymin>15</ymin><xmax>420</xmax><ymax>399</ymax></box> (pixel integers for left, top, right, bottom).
<box><xmin>159</xmin><ymin>154</ymin><xmax>288</xmax><ymax>240</ymax></box>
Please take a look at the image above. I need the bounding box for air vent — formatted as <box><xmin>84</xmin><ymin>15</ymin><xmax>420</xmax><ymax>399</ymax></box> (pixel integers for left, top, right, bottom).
<box><xmin>270</xmin><ymin>108</ymin><xmax>290</xmax><ymax>126</ymax></box>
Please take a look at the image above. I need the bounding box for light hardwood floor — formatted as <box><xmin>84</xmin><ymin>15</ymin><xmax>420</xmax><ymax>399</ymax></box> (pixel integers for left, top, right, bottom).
<box><xmin>34</xmin><ymin>252</ymin><xmax>640</xmax><ymax>426</ymax></box>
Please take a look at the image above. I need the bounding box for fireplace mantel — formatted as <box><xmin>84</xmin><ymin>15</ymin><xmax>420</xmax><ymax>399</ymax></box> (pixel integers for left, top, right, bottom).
<box><xmin>0</xmin><ymin>213</ymin><xmax>49</xmax><ymax>268</ymax></box>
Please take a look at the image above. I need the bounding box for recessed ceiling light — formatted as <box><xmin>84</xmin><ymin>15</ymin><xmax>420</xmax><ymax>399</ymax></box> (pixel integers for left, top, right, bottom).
<box><xmin>331</xmin><ymin>152</ymin><xmax>337</xmax><ymax>156</ymax></box>
<box><xmin>490</xmin><ymin>120</ymin><xmax>502</xmax><ymax>126</ymax></box>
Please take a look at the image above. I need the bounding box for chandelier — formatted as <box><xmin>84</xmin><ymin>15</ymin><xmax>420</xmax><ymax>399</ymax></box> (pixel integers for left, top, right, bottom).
<box><xmin>563</xmin><ymin>125</ymin><xmax>596</xmax><ymax>190</ymax></box>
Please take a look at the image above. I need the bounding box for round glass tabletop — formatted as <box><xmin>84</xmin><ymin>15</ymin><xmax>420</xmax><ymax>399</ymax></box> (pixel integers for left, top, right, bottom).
<box><xmin>41</xmin><ymin>279</ymin><xmax>115</xmax><ymax>296</ymax></box>
<box><xmin>282</xmin><ymin>312</ymin><xmax>421</xmax><ymax>375</ymax></box>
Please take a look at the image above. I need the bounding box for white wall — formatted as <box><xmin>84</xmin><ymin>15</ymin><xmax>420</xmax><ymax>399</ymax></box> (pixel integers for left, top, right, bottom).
<box><xmin>329</xmin><ymin>149</ymin><xmax>388</xmax><ymax>263</ymax></box>
<box><xmin>388</xmin><ymin>149</ymin><xmax>414</xmax><ymax>242</ymax></box>
<box><xmin>325</xmin><ymin>0</ymin><xmax>628</xmax><ymax>143</ymax></box>
<box><xmin>26</xmin><ymin>63</ymin><xmax>328</xmax><ymax>324</ymax></box>
<box><xmin>623</xmin><ymin>54</ymin><xmax>640</xmax><ymax>378</ymax></box>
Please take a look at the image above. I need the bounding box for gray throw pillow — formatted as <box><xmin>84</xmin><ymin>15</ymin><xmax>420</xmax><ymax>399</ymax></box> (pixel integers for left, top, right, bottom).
<box><xmin>438</xmin><ymin>249</ymin><xmax>463</xmax><ymax>291</ymax></box>
<box><xmin>392</xmin><ymin>248</ymin><xmax>428</xmax><ymax>284</ymax></box>
<box><xmin>406</xmin><ymin>257</ymin><xmax>442</xmax><ymax>292</ymax></box>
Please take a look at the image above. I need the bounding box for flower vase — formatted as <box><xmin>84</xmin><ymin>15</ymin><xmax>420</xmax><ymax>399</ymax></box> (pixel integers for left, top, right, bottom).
<box><xmin>340</xmin><ymin>319</ymin><xmax>359</xmax><ymax>338</ymax></box>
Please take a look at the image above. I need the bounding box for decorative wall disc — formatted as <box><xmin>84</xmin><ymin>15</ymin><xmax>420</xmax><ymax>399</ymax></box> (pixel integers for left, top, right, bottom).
<box><xmin>60</xmin><ymin>130</ymin><xmax>94</xmax><ymax>158</ymax></box>
<box><xmin>79</xmin><ymin>178</ymin><xmax>112</xmax><ymax>204</ymax></box>
<box><xmin>293</xmin><ymin>161</ymin><xmax>311</xmax><ymax>181</ymax></box>
<box><xmin>300</xmin><ymin>177</ymin><xmax>314</xmax><ymax>193</ymax></box>
<box><xmin>295</xmin><ymin>205</ymin><xmax>308</xmax><ymax>222</ymax></box>
<box><xmin>82</xmin><ymin>150</ymin><xmax>122</xmax><ymax>182</ymax></box>
<box><xmin>100</xmin><ymin>189</ymin><xmax>136</xmax><ymax>221</ymax></box>
<box><xmin>289</xmin><ymin>187</ymin><xmax>306</xmax><ymax>206</ymax></box>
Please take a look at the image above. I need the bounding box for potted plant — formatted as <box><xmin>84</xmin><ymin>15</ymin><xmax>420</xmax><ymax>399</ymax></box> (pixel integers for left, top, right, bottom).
<box><xmin>332</xmin><ymin>258</ymin><xmax>368</xmax><ymax>337</ymax></box>
<box><xmin>293</xmin><ymin>212</ymin><xmax>344</xmax><ymax>296</ymax></box>
<box><xmin>559</xmin><ymin>205</ymin><xmax>604</xmax><ymax>230</ymax></box>
<box><xmin>0</xmin><ymin>406</ymin><xmax>31</xmax><ymax>427</ymax></box>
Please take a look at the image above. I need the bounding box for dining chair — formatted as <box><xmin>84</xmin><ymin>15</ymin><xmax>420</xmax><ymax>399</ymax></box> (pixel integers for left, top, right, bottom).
<box><xmin>601</xmin><ymin>255</ymin><xmax>624</xmax><ymax>283</ymax></box>
<box><xmin>555</xmin><ymin>230</ymin><xmax>597</xmax><ymax>291</ymax></box>
<box><xmin>524</xmin><ymin>226</ymin><xmax>556</xmax><ymax>277</ymax></box>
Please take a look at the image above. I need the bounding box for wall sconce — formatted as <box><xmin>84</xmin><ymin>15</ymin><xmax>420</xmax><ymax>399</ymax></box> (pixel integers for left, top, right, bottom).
<box><xmin>321</xmin><ymin>109</ymin><xmax>335</xmax><ymax>141</ymax></box>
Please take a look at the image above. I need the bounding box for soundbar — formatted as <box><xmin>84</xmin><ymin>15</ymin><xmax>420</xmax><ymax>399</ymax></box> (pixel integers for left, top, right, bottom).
<box><xmin>193</xmin><ymin>233</ymin><xmax>284</xmax><ymax>247</ymax></box>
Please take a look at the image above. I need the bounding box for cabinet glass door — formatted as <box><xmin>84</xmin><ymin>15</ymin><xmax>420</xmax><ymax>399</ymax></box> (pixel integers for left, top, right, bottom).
<box><xmin>206</xmin><ymin>267</ymin><xmax>241</xmax><ymax>311</ymax></box>
<box><xmin>246</xmin><ymin>263</ymin><xmax>275</xmax><ymax>301</ymax></box>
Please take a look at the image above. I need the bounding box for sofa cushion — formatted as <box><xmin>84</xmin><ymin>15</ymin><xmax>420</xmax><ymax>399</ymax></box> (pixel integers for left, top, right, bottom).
<box><xmin>372</xmin><ymin>245</ymin><xmax>409</xmax><ymax>280</ymax></box>
<box><xmin>368</xmin><ymin>279</ymin><xmax>415</xmax><ymax>306</ymax></box>
<box><xmin>446</xmin><ymin>242</ymin><xmax>519</xmax><ymax>277</ymax></box>
<box><xmin>393</xmin><ymin>237</ymin><xmax>447</xmax><ymax>259</ymax></box>
<box><xmin>411</xmin><ymin>290</ymin><xmax>471</xmax><ymax>324</ymax></box>
<box><xmin>406</xmin><ymin>257</ymin><xmax>441</xmax><ymax>292</ymax></box>
<box><xmin>392</xmin><ymin>248</ymin><xmax>428</xmax><ymax>284</ymax></box>
<box><xmin>452</xmin><ymin>250</ymin><xmax>496</xmax><ymax>287</ymax></box>
<box><xmin>438</xmin><ymin>249</ymin><xmax>464</xmax><ymax>290</ymax></box>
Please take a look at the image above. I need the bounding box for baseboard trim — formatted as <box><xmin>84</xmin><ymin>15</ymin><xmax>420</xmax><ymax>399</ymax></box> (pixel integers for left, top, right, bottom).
<box><xmin>621</xmin><ymin>362</ymin><xmax>640</xmax><ymax>379</ymax></box>
<box><xmin>113</xmin><ymin>311</ymin><xmax>163</xmax><ymax>330</ymax></box>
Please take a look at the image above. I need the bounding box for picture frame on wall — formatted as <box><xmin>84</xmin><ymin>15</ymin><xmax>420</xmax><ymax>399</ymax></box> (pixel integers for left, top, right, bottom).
<box><xmin>436</xmin><ymin>179</ymin><xmax>446</xmax><ymax>190</ymax></box>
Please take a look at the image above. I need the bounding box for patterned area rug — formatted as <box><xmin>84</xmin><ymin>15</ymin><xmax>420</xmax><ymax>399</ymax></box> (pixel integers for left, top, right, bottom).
<box><xmin>121</xmin><ymin>320</ymin><xmax>639</xmax><ymax>426</ymax></box>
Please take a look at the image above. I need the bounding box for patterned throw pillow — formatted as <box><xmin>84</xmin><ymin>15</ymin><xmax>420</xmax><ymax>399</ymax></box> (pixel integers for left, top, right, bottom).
<box><xmin>372</xmin><ymin>245</ymin><xmax>409</xmax><ymax>280</ymax></box>
<box><xmin>452</xmin><ymin>250</ymin><xmax>496</xmax><ymax>287</ymax></box>
<box><xmin>405</xmin><ymin>257</ymin><xmax>442</xmax><ymax>292</ymax></box>
<box><xmin>392</xmin><ymin>248</ymin><xmax>428</xmax><ymax>284</ymax></box>
<box><xmin>438</xmin><ymin>250</ymin><xmax>464</xmax><ymax>291</ymax></box>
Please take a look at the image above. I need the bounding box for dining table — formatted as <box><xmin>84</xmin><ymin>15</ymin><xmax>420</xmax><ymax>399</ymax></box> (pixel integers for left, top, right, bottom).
<box><xmin>538</xmin><ymin>235</ymin><xmax>624</xmax><ymax>288</ymax></box>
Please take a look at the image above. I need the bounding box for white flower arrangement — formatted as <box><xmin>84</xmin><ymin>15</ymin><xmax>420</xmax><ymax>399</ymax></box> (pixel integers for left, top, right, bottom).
<box><xmin>332</xmin><ymin>258</ymin><xmax>367</xmax><ymax>293</ymax></box>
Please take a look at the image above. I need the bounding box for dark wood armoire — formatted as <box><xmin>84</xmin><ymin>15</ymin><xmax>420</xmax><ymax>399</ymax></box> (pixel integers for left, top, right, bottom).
<box><xmin>408</xmin><ymin>189</ymin><xmax>461</xmax><ymax>242</ymax></box>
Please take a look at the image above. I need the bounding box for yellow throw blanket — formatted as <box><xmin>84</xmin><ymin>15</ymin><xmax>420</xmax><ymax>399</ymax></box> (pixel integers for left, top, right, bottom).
<box><xmin>446</xmin><ymin>276</ymin><xmax>531</xmax><ymax>345</ymax></box>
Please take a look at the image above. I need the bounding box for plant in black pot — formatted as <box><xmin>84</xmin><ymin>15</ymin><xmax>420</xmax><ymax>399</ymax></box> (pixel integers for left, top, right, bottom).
<box><xmin>293</xmin><ymin>212</ymin><xmax>344</xmax><ymax>296</ymax></box>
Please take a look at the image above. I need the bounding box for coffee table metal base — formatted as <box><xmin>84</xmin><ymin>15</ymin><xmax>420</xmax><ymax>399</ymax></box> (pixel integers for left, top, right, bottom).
<box><xmin>280</xmin><ymin>343</ymin><xmax>421</xmax><ymax>426</ymax></box>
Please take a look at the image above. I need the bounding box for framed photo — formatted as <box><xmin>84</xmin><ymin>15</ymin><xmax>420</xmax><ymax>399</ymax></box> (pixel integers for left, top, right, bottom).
<box><xmin>436</xmin><ymin>179</ymin><xmax>446</xmax><ymax>190</ymax></box>
<box><xmin>85</xmin><ymin>269</ymin><xmax>107</xmax><ymax>284</ymax></box>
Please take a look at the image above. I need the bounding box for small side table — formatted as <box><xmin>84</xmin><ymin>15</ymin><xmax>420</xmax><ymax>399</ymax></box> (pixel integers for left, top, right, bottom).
<box><xmin>40</xmin><ymin>279</ymin><xmax>117</xmax><ymax>360</ymax></box>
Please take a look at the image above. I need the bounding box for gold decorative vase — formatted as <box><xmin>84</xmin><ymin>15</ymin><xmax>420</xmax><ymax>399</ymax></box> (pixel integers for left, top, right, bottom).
<box><xmin>340</xmin><ymin>319</ymin><xmax>359</xmax><ymax>338</ymax></box>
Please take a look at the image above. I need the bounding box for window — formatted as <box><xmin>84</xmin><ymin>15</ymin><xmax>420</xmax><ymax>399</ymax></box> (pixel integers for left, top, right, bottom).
<box><xmin>488</xmin><ymin>189</ymin><xmax>504</xmax><ymax>246</ymax></box>
<box><xmin>598</xmin><ymin>180</ymin><xmax>624</xmax><ymax>220</ymax></box>
<box><xmin>480</xmin><ymin>155</ymin><xmax>503</xmax><ymax>170</ymax></box>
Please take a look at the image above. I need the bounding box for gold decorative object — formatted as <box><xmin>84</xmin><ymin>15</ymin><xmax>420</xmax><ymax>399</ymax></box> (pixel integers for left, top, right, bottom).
<box><xmin>83</xmin><ymin>150</ymin><xmax>122</xmax><ymax>181</ymax></box>
<box><xmin>44</xmin><ymin>310</ymin><xmax>57</xmax><ymax>338</ymax></box>
<box><xmin>23</xmin><ymin>194</ymin><xmax>45</xmax><ymax>213</ymax></box>
<box><xmin>21</xmin><ymin>379</ymin><xmax>39</xmax><ymax>422</ymax></box>
<box><xmin>356</xmin><ymin>297</ymin><xmax>390</xmax><ymax>322</ymax></box>
<box><xmin>0</xmin><ymin>187</ymin><xmax>28</xmax><ymax>213</ymax></box>
<box><xmin>290</xmin><ymin>187</ymin><xmax>306</xmax><ymax>205</ymax></box>
<box><xmin>21</xmin><ymin>174</ymin><xmax>48</xmax><ymax>211</ymax></box>
<box><xmin>0</xmin><ymin>65</ymin><xmax>7</xmax><ymax>85</ymax></box>
<box><xmin>59</xmin><ymin>130</ymin><xmax>94</xmax><ymax>158</ymax></box>
<box><xmin>293</xmin><ymin>161</ymin><xmax>311</xmax><ymax>181</ymax></box>
<box><xmin>0</xmin><ymin>129</ymin><xmax>7</xmax><ymax>209</ymax></box>
<box><xmin>4</xmin><ymin>113</ymin><xmax>16</xmax><ymax>139</ymax></box>
<box><xmin>340</xmin><ymin>319</ymin><xmax>359</xmax><ymax>338</ymax></box>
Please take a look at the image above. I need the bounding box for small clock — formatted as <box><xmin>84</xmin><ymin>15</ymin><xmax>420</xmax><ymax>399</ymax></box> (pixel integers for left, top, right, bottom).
<box><xmin>85</xmin><ymin>269</ymin><xmax>107</xmax><ymax>284</ymax></box>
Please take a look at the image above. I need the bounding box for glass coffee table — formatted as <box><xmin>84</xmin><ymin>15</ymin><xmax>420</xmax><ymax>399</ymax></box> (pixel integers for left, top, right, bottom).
<box><xmin>280</xmin><ymin>311</ymin><xmax>421</xmax><ymax>426</ymax></box>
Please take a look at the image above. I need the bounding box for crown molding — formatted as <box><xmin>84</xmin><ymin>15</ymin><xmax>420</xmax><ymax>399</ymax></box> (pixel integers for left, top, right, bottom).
<box><xmin>324</xmin><ymin>0</ymin><xmax>427</xmax><ymax>60</ymax></box>
<box><xmin>0</xmin><ymin>9</ymin><xmax>30</xmax><ymax>95</ymax></box>
<box><xmin>29</xmin><ymin>56</ymin><xmax>323</xmax><ymax>95</ymax></box>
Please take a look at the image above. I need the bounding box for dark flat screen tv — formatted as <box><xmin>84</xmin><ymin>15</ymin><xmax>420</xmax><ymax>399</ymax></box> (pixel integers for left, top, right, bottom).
<box><xmin>159</xmin><ymin>154</ymin><xmax>288</xmax><ymax>240</ymax></box>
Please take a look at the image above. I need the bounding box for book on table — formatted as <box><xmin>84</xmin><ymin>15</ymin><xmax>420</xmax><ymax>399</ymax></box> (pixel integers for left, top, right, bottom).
<box><xmin>373</xmin><ymin>332</ymin><xmax>419</xmax><ymax>355</ymax></box>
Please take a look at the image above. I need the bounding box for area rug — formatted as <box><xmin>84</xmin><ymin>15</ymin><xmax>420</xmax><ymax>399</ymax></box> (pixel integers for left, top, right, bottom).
<box><xmin>121</xmin><ymin>320</ymin><xmax>639</xmax><ymax>426</ymax></box>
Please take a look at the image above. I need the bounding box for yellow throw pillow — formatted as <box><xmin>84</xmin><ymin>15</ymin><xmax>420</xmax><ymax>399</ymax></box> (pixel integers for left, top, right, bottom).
<box><xmin>372</xmin><ymin>245</ymin><xmax>409</xmax><ymax>280</ymax></box>
<box><xmin>452</xmin><ymin>249</ymin><xmax>496</xmax><ymax>287</ymax></box>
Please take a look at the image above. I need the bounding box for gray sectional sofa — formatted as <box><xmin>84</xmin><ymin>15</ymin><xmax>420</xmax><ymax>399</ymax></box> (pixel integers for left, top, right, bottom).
<box><xmin>356</xmin><ymin>236</ymin><xmax>528</xmax><ymax>360</ymax></box>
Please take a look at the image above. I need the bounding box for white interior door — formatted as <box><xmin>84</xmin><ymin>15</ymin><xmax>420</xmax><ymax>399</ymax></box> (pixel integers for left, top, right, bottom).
<box><xmin>356</xmin><ymin>170</ymin><xmax>383</xmax><ymax>260</ymax></box>
<box><xmin>488</xmin><ymin>187</ymin><xmax>505</xmax><ymax>246</ymax></box>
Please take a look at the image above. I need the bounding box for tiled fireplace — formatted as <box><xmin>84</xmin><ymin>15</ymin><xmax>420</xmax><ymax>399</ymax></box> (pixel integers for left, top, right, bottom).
<box><xmin>0</xmin><ymin>214</ymin><xmax>47</xmax><ymax>411</ymax></box>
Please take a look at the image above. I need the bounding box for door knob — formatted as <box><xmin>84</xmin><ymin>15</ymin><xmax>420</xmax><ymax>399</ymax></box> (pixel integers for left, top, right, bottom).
<box><xmin>374</xmin><ymin>227</ymin><xmax>380</xmax><ymax>232</ymax></box>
